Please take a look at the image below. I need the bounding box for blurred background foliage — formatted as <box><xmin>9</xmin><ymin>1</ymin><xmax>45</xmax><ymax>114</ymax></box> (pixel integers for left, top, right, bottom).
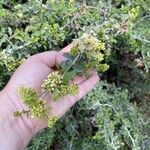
<box><xmin>0</xmin><ymin>0</ymin><xmax>150</xmax><ymax>149</ymax></box>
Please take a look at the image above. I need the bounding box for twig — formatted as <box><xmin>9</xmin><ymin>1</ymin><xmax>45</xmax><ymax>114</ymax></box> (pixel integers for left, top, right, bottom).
<box><xmin>61</xmin><ymin>12</ymin><xmax>81</xmax><ymax>30</ymax></box>
<box><xmin>61</xmin><ymin>4</ymin><xmax>92</xmax><ymax>30</ymax></box>
<box><xmin>35</xmin><ymin>0</ymin><xmax>49</xmax><ymax>9</ymax></box>
<box><xmin>141</xmin><ymin>51</ymin><xmax>149</xmax><ymax>73</ymax></box>
<box><xmin>8</xmin><ymin>43</ymin><xmax>30</xmax><ymax>52</ymax></box>
<box><xmin>4</xmin><ymin>36</ymin><xmax>14</xmax><ymax>47</ymax></box>
<box><xmin>135</xmin><ymin>15</ymin><xmax>150</xmax><ymax>27</ymax></box>
<box><xmin>40</xmin><ymin>91</ymin><xmax>49</xmax><ymax>99</ymax></box>
<box><xmin>124</xmin><ymin>126</ymin><xmax>136</xmax><ymax>147</ymax></box>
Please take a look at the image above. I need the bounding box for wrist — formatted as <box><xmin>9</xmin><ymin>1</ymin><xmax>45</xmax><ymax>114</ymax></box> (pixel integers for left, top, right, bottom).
<box><xmin>0</xmin><ymin>89</ymin><xmax>43</xmax><ymax>150</ymax></box>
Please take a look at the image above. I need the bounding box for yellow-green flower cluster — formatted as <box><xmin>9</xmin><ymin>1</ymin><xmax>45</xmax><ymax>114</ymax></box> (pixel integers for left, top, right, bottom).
<box><xmin>97</xmin><ymin>64</ymin><xmax>110</xmax><ymax>72</ymax></box>
<box><xmin>42</xmin><ymin>71</ymin><xmax>79</xmax><ymax>101</ymax></box>
<box><xmin>59</xmin><ymin>85</ymin><xmax>69</xmax><ymax>97</ymax></box>
<box><xmin>51</xmin><ymin>84</ymin><xmax>79</xmax><ymax>101</ymax></box>
<box><xmin>68</xmin><ymin>84</ymin><xmax>79</xmax><ymax>95</ymax></box>
<box><xmin>51</xmin><ymin>92</ymin><xmax>61</xmax><ymax>101</ymax></box>
<box><xmin>48</xmin><ymin>116</ymin><xmax>58</xmax><ymax>128</ymax></box>
<box><xmin>42</xmin><ymin>71</ymin><xmax>62</xmax><ymax>92</ymax></box>
<box><xmin>71</xmin><ymin>33</ymin><xmax>105</xmax><ymax>54</ymax></box>
<box><xmin>7</xmin><ymin>58</ymin><xmax>25</xmax><ymax>72</ymax></box>
<box><xmin>71</xmin><ymin>33</ymin><xmax>109</xmax><ymax>73</ymax></box>
<box><xmin>18</xmin><ymin>87</ymin><xmax>49</xmax><ymax>119</ymax></box>
<box><xmin>30</xmin><ymin>101</ymin><xmax>47</xmax><ymax>118</ymax></box>
<box><xmin>70</xmin><ymin>46</ymin><xmax>79</xmax><ymax>56</ymax></box>
<box><xmin>17</xmin><ymin>87</ymin><xmax>58</xmax><ymax>128</ymax></box>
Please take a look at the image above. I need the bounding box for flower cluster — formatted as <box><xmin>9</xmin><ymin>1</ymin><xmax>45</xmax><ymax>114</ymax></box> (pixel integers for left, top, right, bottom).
<box><xmin>7</xmin><ymin>59</ymin><xmax>25</xmax><ymax>72</ymax></box>
<box><xmin>18</xmin><ymin>87</ymin><xmax>49</xmax><ymax>119</ymax></box>
<box><xmin>71</xmin><ymin>33</ymin><xmax>110</xmax><ymax>73</ymax></box>
<box><xmin>42</xmin><ymin>71</ymin><xmax>79</xmax><ymax>101</ymax></box>
<box><xmin>68</xmin><ymin>84</ymin><xmax>79</xmax><ymax>95</ymax></box>
<box><xmin>7</xmin><ymin>58</ymin><xmax>25</xmax><ymax>72</ymax></box>
<box><xmin>48</xmin><ymin>116</ymin><xmax>58</xmax><ymax>128</ymax></box>
<box><xmin>42</xmin><ymin>71</ymin><xmax>63</xmax><ymax>92</ymax></box>
<box><xmin>17</xmin><ymin>87</ymin><xmax>58</xmax><ymax>128</ymax></box>
<box><xmin>51</xmin><ymin>84</ymin><xmax>78</xmax><ymax>101</ymax></box>
<box><xmin>0</xmin><ymin>51</ymin><xmax>25</xmax><ymax>73</ymax></box>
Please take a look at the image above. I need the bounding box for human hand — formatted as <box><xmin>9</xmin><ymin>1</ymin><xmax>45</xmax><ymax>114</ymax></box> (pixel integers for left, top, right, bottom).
<box><xmin>0</xmin><ymin>44</ymin><xmax>99</xmax><ymax>150</ymax></box>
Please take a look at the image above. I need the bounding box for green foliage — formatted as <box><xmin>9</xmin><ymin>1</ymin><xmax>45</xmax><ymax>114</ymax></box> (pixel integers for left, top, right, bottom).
<box><xmin>27</xmin><ymin>128</ymin><xmax>55</xmax><ymax>150</ymax></box>
<box><xmin>7</xmin><ymin>58</ymin><xmax>25</xmax><ymax>72</ymax></box>
<box><xmin>0</xmin><ymin>0</ymin><xmax>150</xmax><ymax>149</ymax></box>
<box><xmin>86</xmin><ymin>82</ymin><xmax>145</xmax><ymax>150</ymax></box>
<box><xmin>28</xmin><ymin>82</ymin><xmax>150</xmax><ymax>150</ymax></box>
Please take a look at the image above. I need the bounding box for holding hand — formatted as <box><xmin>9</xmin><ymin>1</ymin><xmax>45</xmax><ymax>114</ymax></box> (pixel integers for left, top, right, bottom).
<box><xmin>0</xmin><ymin>45</ymin><xmax>99</xmax><ymax>150</ymax></box>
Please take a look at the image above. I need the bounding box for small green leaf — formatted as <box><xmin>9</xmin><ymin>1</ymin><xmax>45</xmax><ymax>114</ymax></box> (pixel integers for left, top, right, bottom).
<box><xmin>60</xmin><ymin>60</ymin><xmax>73</xmax><ymax>72</ymax></box>
<box><xmin>63</xmin><ymin>53</ymin><xmax>75</xmax><ymax>61</ymax></box>
<box><xmin>73</xmin><ymin>64</ymin><xmax>84</xmax><ymax>73</ymax></box>
<box><xmin>63</xmin><ymin>70</ymin><xmax>77</xmax><ymax>85</ymax></box>
<box><xmin>60</xmin><ymin>61</ymin><xmax>69</xmax><ymax>71</ymax></box>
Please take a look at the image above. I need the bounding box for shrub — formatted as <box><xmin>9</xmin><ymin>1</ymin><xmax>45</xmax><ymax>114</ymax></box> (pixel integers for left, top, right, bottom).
<box><xmin>0</xmin><ymin>0</ymin><xmax>150</xmax><ymax>149</ymax></box>
<box><xmin>28</xmin><ymin>82</ymin><xmax>150</xmax><ymax>150</ymax></box>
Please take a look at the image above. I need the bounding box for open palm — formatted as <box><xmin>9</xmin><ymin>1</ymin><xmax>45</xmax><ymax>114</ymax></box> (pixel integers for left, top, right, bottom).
<box><xmin>0</xmin><ymin>44</ymin><xmax>99</xmax><ymax>149</ymax></box>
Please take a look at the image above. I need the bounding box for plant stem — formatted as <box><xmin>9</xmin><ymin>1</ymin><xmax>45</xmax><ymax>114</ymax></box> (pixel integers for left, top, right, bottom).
<box><xmin>40</xmin><ymin>91</ymin><xmax>49</xmax><ymax>99</ymax></box>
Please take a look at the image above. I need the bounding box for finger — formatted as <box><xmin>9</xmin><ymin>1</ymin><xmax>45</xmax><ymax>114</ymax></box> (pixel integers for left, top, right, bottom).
<box><xmin>77</xmin><ymin>73</ymin><xmax>99</xmax><ymax>100</ymax></box>
<box><xmin>72</xmin><ymin>75</ymin><xmax>87</xmax><ymax>84</ymax></box>
<box><xmin>72</xmin><ymin>69</ymin><xmax>97</xmax><ymax>84</ymax></box>
<box><xmin>27</xmin><ymin>44</ymin><xmax>73</xmax><ymax>68</ymax></box>
<box><xmin>27</xmin><ymin>51</ymin><xmax>59</xmax><ymax>68</ymax></box>
<box><xmin>56</xmin><ymin>44</ymin><xmax>74</xmax><ymax>64</ymax></box>
<box><xmin>59</xmin><ymin>43</ymin><xmax>73</xmax><ymax>54</ymax></box>
<box><xmin>51</xmin><ymin>74</ymin><xmax>99</xmax><ymax>117</ymax></box>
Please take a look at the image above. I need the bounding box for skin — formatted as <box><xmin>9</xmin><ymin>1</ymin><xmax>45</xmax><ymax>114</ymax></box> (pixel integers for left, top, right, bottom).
<box><xmin>0</xmin><ymin>44</ymin><xmax>99</xmax><ymax>150</ymax></box>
